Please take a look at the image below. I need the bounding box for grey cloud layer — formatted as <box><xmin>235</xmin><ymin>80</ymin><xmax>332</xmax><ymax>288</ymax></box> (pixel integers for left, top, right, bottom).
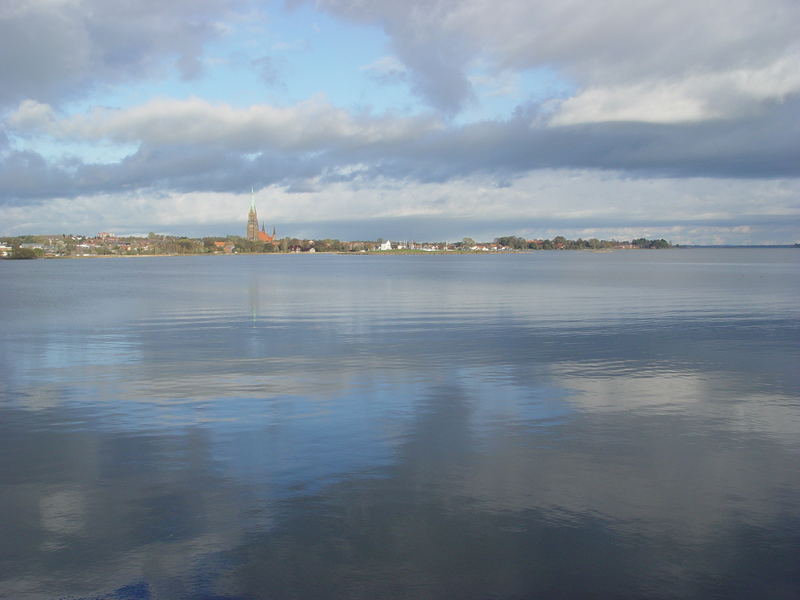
<box><xmin>3</xmin><ymin>95</ymin><xmax>799</xmax><ymax>203</ymax></box>
<box><xmin>299</xmin><ymin>0</ymin><xmax>800</xmax><ymax>117</ymax></box>
<box><xmin>6</xmin><ymin>0</ymin><xmax>796</xmax><ymax>117</ymax></box>
<box><xmin>0</xmin><ymin>0</ymin><xmax>241</xmax><ymax>108</ymax></box>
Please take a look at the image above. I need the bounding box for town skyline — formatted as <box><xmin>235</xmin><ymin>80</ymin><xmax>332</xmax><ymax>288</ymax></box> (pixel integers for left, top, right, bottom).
<box><xmin>1</xmin><ymin>230</ymin><xmax>678</xmax><ymax>259</ymax></box>
<box><xmin>3</xmin><ymin>193</ymin><xmax>797</xmax><ymax>247</ymax></box>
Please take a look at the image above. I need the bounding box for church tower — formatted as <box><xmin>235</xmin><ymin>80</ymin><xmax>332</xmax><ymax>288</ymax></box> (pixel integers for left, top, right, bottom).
<box><xmin>246</xmin><ymin>188</ymin><xmax>276</xmax><ymax>243</ymax></box>
<box><xmin>246</xmin><ymin>188</ymin><xmax>259</xmax><ymax>241</ymax></box>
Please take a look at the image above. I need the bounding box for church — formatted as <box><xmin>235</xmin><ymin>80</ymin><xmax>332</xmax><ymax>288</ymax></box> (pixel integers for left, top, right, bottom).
<box><xmin>246</xmin><ymin>192</ymin><xmax>276</xmax><ymax>243</ymax></box>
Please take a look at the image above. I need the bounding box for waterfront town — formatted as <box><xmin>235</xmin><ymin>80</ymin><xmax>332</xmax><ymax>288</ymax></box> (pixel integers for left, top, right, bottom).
<box><xmin>0</xmin><ymin>232</ymin><xmax>377</xmax><ymax>258</ymax></box>
<box><xmin>0</xmin><ymin>199</ymin><xmax>670</xmax><ymax>258</ymax></box>
<box><xmin>0</xmin><ymin>233</ymin><xmax>671</xmax><ymax>258</ymax></box>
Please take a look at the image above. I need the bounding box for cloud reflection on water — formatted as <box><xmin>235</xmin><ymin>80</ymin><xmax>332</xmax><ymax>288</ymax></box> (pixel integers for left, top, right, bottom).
<box><xmin>0</xmin><ymin>251</ymin><xmax>798</xmax><ymax>599</ymax></box>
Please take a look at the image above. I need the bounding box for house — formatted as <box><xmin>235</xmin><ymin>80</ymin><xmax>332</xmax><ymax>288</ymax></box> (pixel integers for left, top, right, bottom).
<box><xmin>213</xmin><ymin>241</ymin><xmax>235</xmax><ymax>254</ymax></box>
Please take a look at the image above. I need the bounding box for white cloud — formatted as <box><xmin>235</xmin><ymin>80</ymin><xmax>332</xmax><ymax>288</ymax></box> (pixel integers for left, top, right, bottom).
<box><xmin>6</xmin><ymin>99</ymin><xmax>56</xmax><ymax>130</ymax></box>
<box><xmin>551</xmin><ymin>54</ymin><xmax>800</xmax><ymax>125</ymax></box>
<box><xmin>7</xmin><ymin>96</ymin><xmax>442</xmax><ymax>151</ymax></box>
<box><xmin>305</xmin><ymin>0</ymin><xmax>800</xmax><ymax>119</ymax></box>
<box><xmin>361</xmin><ymin>55</ymin><xmax>407</xmax><ymax>77</ymax></box>
<box><xmin>2</xmin><ymin>171</ymin><xmax>796</xmax><ymax>244</ymax></box>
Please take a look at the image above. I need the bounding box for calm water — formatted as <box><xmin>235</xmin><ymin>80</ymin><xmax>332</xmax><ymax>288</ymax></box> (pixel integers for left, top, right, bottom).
<box><xmin>1</xmin><ymin>250</ymin><xmax>799</xmax><ymax>599</ymax></box>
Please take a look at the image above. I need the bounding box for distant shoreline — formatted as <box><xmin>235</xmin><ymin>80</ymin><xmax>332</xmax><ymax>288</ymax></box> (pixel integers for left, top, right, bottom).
<box><xmin>37</xmin><ymin>248</ymin><xmax>674</xmax><ymax>258</ymax></box>
<box><xmin>4</xmin><ymin>245</ymin><xmax>797</xmax><ymax>261</ymax></box>
<box><xmin>675</xmin><ymin>245</ymin><xmax>797</xmax><ymax>249</ymax></box>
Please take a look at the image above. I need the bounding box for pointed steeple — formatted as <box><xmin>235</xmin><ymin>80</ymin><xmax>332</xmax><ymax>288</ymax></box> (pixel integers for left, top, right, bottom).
<box><xmin>246</xmin><ymin>187</ymin><xmax>259</xmax><ymax>241</ymax></box>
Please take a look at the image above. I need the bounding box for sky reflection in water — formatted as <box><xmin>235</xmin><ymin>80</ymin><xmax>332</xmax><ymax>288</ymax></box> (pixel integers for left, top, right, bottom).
<box><xmin>1</xmin><ymin>250</ymin><xmax>798</xmax><ymax>599</ymax></box>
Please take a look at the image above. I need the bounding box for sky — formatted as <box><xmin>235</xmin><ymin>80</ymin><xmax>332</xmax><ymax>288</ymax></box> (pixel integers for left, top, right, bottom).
<box><xmin>1</xmin><ymin>0</ymin><xmax>798</xmax><ymax>244</ymax></box>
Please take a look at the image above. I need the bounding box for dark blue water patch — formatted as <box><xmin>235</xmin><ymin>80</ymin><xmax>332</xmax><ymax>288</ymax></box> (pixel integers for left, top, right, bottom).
<box><xmin>61</xmin><ymin>582</ymin><xmax>152</xmax><ymax>600</ymax></box>
<box><xmin>60</xmin><ymin>581</ymin><xmax>247</xmax><ymax>600</ymax></box>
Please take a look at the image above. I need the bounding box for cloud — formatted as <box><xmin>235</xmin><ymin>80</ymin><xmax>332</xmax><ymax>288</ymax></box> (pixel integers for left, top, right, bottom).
<box><xmin>0</xmin><ymin>0</ymin><xmax>244</xmax><ymax>108</ymax></box>
<box><xmin>469</xmin><ymin>71</ymin><xmax>518</xmax><ymax>99</ymax></box>
<box><xmin>297</xmin><ymin>0</ymin><xmax>800</xmax><ymax>120</ymax></box>
<box><xmin>552</xmin><ymin>55</ymin><xmax>800</xmax><ymax>125</ymax></box>
<box><xmin>2</xmin><ymin>93</ymin><xmax>799</xmax><ymax>208</ymax></box>
<box><xmin>8</xmin><ymin>97</ymin><xmax>441</xmax><ymax>151</ymax></box>
<box><xmin>361</xmin><ymin>56</ymin><xmax>408</xmax><ymax>85</ymax></box>
<box><xmin>6</xmin><ymin>99</ymin><xmax>56</xmax><ymax>130</ymax></box>
<box><xmin>4</xmin><ymin>0</ymin><xmax>798</xmax><ymax>124</ymax></box>
<box><xmin>2</xmin><ymin>171</ymin><xmax>797</xmax><ymax>244</ymax></box>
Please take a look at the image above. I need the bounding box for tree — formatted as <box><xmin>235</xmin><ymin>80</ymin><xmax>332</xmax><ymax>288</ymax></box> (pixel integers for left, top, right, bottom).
<box><xmin>9</xmin><ymin>247</ymin><xmax>38</xmax><ymax>259</ymax></box>
<box><xmin>177</xmin><ymin>239</ymin><xmax>194</xmax><ymax>253</ymax></box>
<box><xmin>496</xmin><ymin>236</ymin><xmax>527</xmax><ymax>249</ymax></box>
<box><xmin>630</xmin><ymin>237</ymin><xmax>666</xmax><ymax>249</ymax></box>
<box><xmin>462</xmin><ymin>237</ymin><xmax>475</xmax><ymax>248</ymax></box>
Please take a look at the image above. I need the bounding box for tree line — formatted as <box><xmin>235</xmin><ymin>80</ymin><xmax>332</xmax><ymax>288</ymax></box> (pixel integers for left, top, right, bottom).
<box><xmin>491</xmin><ymin>236</ymin><xmax>671</xmax><ymax>250</ymax></box>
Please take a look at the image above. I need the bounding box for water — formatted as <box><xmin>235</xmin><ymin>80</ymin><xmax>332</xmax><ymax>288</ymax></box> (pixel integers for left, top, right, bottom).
<box><xmin>1</xmin><ymin>249</ymin><xmax>798</xmax><ymax>599</ymax></box>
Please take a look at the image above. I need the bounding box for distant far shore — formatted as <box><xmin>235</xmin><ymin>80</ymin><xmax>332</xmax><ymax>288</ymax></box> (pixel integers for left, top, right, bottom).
<box><xmin>20</xmin><ymin>248</ymin><xmax>674</xmax><ymax>259</ymax></box>
<box><xmin>6</xmin><ymin>246</ymin><xmax>800</xmax><ymax>261</ymax></box>
<box><xmin>3</xmin><ymin>236</ymin><xmax>796</xmax><ymax>260</ymax></box>
<box><xmin>675</xmin><ymin>244</ymin><xmax>798</xmax><ymax>249</ymax></box>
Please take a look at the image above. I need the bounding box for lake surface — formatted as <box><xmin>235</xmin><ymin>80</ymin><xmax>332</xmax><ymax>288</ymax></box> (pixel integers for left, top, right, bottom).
<box><xmin>1</xmin><ymin>249</ymin><xmax>799</xmax><ymax>599</ymax></box>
